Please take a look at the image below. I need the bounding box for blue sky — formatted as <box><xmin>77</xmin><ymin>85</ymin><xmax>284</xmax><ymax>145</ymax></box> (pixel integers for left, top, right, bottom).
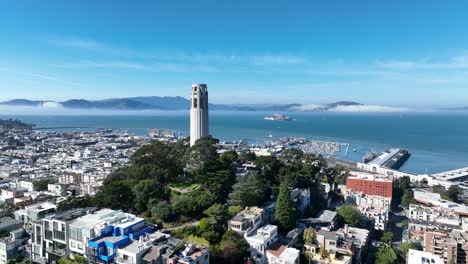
<box><xmin>1</xmin><ymin>1</ymin><xmax>468</xmax><ymax>107</ymax></box>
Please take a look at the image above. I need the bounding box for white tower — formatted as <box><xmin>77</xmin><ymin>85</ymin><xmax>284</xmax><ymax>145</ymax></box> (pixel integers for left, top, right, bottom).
<box><xmin>190</xmin><ymin>84</ymin><xmax>209</xmax><ymax>146</ymax></box>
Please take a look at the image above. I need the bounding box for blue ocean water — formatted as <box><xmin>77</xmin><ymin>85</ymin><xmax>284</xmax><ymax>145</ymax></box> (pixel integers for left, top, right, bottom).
<box><xmin>2</xmin><ymin>111</ymin><xmax>468</xmax><ymax>174</ymax></box>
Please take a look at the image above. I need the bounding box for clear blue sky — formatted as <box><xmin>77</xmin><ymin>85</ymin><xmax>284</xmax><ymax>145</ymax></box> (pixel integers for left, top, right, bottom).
<box><xmin>1</xmin><ymin>1</ymin><xmax>468</xmax><ymax>107</ymax></box>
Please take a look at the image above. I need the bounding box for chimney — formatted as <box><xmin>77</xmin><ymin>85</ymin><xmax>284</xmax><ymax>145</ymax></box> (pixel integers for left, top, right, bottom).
<box><xmin>344</xmin><ymin>224</ymin><xmax>349</xmax><ymax>235</ymax></box>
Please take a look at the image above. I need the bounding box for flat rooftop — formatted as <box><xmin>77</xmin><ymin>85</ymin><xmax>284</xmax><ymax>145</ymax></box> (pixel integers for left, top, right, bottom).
<box><xmin>348</xmin><ymin>171</ymin><xmax>392</xmax><ymax>183</ymax></box>
<box><xmin>231</xmin><ymin>207</ymin><xmax>263</xmax><ymax>222</ymax></box>
<box><xmin>432</xmin><ymin>167</ymin><xmax>468</xmax><ymax>182</ymax></box>
<box><xmin>70</xmin><ymin>209</ymin><xmax>143</xmax><ymax>230</ymax></box>
<box><xmin>407</xmin><ymin>249</ymin><xmax>443</xmax><ymax>264</ymax></box>
<box><xmin>369</xmin><ymin>148</ymin><xmax>400</xmax><ymax>166</ymax></box>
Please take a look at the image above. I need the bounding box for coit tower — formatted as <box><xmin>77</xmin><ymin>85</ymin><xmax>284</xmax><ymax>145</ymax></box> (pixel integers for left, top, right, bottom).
<box><xmin>190</xmin><ymin>84</ymin><xmax>209</xmax><ymax>146</ymax></box>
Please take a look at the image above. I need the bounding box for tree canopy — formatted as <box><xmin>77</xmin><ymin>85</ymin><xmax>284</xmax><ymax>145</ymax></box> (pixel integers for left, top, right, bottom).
<box><xmin>336</xmin><ymin>205</ymin><xmax>362</xmax><ymax>227</ymax></box>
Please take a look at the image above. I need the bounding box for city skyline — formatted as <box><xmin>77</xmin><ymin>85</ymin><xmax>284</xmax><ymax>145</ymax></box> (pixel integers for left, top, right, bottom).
<box><xmin>2</xmin><ymin>1</ymin><xmax>468</xmax><ymax>107</ymax></box>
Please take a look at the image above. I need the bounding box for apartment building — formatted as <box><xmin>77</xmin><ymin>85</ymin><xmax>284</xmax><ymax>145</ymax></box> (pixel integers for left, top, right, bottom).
<box><xmin>228</xmin><ymin>206</ymin><xmax>265</xmax><ymax>236</ymax></box>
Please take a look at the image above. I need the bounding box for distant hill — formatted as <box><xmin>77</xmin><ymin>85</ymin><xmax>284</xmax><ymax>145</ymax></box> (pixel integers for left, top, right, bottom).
<box><xmin>0</xmin><ymin>99</ymin><xmax>45</xmax><ymax>107</ymax></box>
<box><xmin>440</xmin><ymin>106</ymin><xmax>468</xmax><ymax>111</ymax></box>
<box><xmin>0</xmin><ymin>97</ymin><xmax>362</xmax><ymax>112</ymax></box>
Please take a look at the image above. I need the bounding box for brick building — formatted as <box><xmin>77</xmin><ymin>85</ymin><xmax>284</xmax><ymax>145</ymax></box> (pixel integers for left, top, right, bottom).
<box><xmin>346</xmin><ymin>173</ymin><xmax>393</xmax><ymax>198</ymax></box>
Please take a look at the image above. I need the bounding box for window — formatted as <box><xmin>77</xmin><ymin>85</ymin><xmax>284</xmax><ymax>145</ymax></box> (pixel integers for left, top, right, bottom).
<box><xmin>193</xmin><ymin>98</ymin><xmax>198</xmax><ymax>108</ymax></box>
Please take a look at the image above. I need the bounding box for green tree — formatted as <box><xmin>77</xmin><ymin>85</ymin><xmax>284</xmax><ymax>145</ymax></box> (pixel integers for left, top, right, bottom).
<box><xmin>185</xmin><ymin>136</ymin><xmax>219</xmax><ymax>172</ymax></box>
<box><xmin>399</xmin><ymin>241</ymin><xmax>421</xmax><ymax>258</ymax></box>
<box><xmin>432</xmin><ymin>185</ymin><xmax>446</xmax><ymax>194</ymax></box>
<box><xmin>130</xmin><ymin>140</ymin><xmax>186</xmax><ymax>183</ymax></box>
<box><xmin>217</xmin><ymin>230</ymin><xmax>251</xmax><ymax>264</ymax></box>
<box><xmin>303</xmin><ymin>227</ymin><xmax>316</xmax><ymax>245</ymax></box>
<box><xmin>336</xmin><ymin>205</ymin><xmax>362</xmax><ymax>227</ymax></box>
<box><xmin>204</xmin><ymin>203</ymin><xmax>229</xmax><ymax>225</ymax></box>
<box><xmin>228</xmin><ymin>172</ymin><xmax>269</xmax><ymax>207</ymax></box>
<box><xmin>173</xmin><ymin>190</ymin><xmax>214</xmax><ymax>218</ymax></box>
<box><xmin>375</xmin><ymin>246</ymin><xmax>398</xmax><ymax>264</ymax></box>
<box><xmin>34</xmin><ymin>178</ymin><xmax>54</xmax><ymax>191</ymax></box>
<box><xmin>151</xmin><ymin>201</ymin><xmax>175</xmax><ymax>221</ymax></box>
<box><xmin>132</xmin><ymin>180</ymin><xmax>169</xmax><ymax>212</ymax></box>
<box><xmin>196</xmin><ymin>158</ymin><xmax>236</xmax><ymax>203</ymax></box>
<box><xmin>401</xmin><ymin>189</ymin><xmax>414</xmax><ymax>208</ymax></box>
<box><xmin>445</xmin><ymin>185</ymin><xmax>462</xmax><ymax>203</ymax></box>
<box><xmin>58</xmin><ymin>255</ymin><xmax>86</xmax><ymax>264</ymax></box>
<box><xmin>275</xmin><ymin>183</ymin><xmax>296</xmax><ymax>232</ymax></box>
<box><xmin>93</xmin><ymin>180</ymin><xmax>135</xmax><ymax>212</ymax></box>
<box><xmin>228</xmin><ymin>205</ymin><xmax>242</xmax><ymax>218</ymax></box>
<box><xmin>381</xmin><ymin>232</ymin><xmax>394</xmax><ymax>244</ymax></box>
<box><xmin>240</xmin><ymin>151</ymin><xmax>256</xmax><ymax>162</ymax></box>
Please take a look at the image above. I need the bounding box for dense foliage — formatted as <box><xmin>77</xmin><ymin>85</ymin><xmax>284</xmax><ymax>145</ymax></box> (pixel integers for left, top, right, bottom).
<box><xmin>336</xmin><ymin>204</ymin><xmax>362</xmax><ymax>227</ymax></box>
<box><xmin>89</xmin><ymin>135</ymin><xmax>343</xmax><ymax>262</ymax></box>
<box><xmin>275</xmin><ymin>183</ymin><xmax>297</xmax><ymax>232</ymax></box>
<box><xmin>375</xmin><ymin>246</ymin><xmax>398</xmax><ymax>264</ymax></box>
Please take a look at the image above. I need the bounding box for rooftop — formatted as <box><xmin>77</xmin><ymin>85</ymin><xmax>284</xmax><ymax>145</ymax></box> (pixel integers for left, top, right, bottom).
<box><xmin>316</xmin><ymin>210</ymin><xmax>337</xmax><ymax>223</ymax></box>
<box><xmin>70</xmin><ymin>208</ymin><xmax>144</xmax><ymax>230</ymax></box>
<box><xmin>247</xmin><ymin>225</ymin><xmax>277</xmax><ymax>242</ymax></box>
<box><xmin>407</xmin><ymin>249</ymin><xmax>444</xmax><ymax>264</ymax></box>
<box><xmin>231</xmin><ymin>207</ymin><xmax>263</xmax><ymax>222</ymax></box>
<box><xmin>432</xmin><ymin>167</ymin><xmax>468</xmax><ymax>182</ymax></box>
<box><xmin>348</xmin><ymin>171</ymin><xmax>392</xmax><ymax>183</ymax></box>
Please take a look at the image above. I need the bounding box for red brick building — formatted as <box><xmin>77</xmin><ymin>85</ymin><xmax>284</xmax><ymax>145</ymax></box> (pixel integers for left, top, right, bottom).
<box><xmin>346</xmin><ymin>175</ymin><xmax>393</xmax><ymax>198</ymax></box>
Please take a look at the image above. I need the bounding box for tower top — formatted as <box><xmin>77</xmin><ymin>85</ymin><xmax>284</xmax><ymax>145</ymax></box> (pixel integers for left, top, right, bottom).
<box><xmin>192</xmin><ymin>84</ymin><xmax>208</xmax><ymax>93</ymax></box>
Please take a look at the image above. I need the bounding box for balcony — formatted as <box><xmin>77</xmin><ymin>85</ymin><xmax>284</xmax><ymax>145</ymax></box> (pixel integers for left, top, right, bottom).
<box><xmin>46</xmin><ymin>246</ymin><xmax>66</xmax><ymax>257</ymax></box>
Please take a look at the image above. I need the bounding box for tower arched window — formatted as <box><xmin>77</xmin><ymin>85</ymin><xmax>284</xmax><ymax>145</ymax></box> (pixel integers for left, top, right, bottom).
<box><xmin>193</xmin><ymin>98</ymin><xmax>198</xmax><ymax>108</ymax></box>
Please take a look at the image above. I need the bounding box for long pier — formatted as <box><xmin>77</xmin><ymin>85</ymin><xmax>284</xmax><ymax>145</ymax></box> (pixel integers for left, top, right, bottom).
<box><xmin>36</xmin><ymin>126</ymin><xmax>89</xmax><ymax>130</ymax></box>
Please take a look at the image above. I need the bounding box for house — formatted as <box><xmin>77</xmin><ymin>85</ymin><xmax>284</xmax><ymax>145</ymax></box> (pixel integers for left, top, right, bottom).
<box><xmin>0</xmin><ymin>229</ymin><xmax>30</xmax><ymax>264</ymax></box>
<box><xmin>245</xmin><ymin>225</ymin><xmax>278</xmax><ymax>263</ymax></box>
<box><xmin>141</xmin><ymin>236</ymin><xmax>210</xmax><ymax>264</ymax></box>
<box><xmin>298</xmin><ymin>210</ymin><xmax>337</xmax><ymax>231</ymax></box>
<box><xmin>290</xmin><ymin>188</ymin><xmax>310</xmax><ymax>216</ymax></box>
<box><xmin>14</xmin><ymin>201</ymin><xmax>57</xmax><ymax>227</ymax></box>
<box><xmin>0</xmin><ymin>217</ymin><xmax>23</xmax><ymax>232</ymax></box>
<box><xmin>266</xmin><ymin>242</ymin><xmax>300</xmax><ymax>264</ymax></box>
<box><xmin>228</xmin><ymin>207</ymin><xmax>265</xmax><ymax>236</ymax></box>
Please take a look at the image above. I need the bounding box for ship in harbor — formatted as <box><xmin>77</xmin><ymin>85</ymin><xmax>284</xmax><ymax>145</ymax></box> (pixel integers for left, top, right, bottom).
<box><xmin>264</xmin><ymin>113</ymin><xmax>293</xmax><ymax>121</ymax></box>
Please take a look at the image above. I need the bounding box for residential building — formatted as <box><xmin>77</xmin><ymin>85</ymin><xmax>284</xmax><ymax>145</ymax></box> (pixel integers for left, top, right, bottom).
<box><xmin>345</xmin><ymin>172</ymin><xmax>393</xmax><ymax>230</ymax></box>
<box><xmin>14</xmin><ymin>201</ymin><xmax>57</xmax><ymax>227</ymax></box>
<box><xmin>346</xmin><ymin>172</ymin><xmax>393</xmax><ymax>198</ymax></box>
<box><xmin>290</xmin><ymin>188</ymin><xmax>310</xmax><ymax>216</ymax></box>
<box><xmin>266</xmin><ymin>242</ymin><xmax>300</xmax><ymax>264</ymax></box>
<box><xmin>31</xmin><ymin>208</ymin><xmax>92</xmax><ymax>263</ymax></box>
<box><xmin>228</xmin><ymin>207</ymin><xmax>265</xmax><ymax>236</ymax></box>
<box><xmin>424</xmin><ymin>229</ymin><xmax>468</xmax><ymax>264</ymax></box>
<box><xmin>245</xmin><ymin>225</ymin><xmax>278</xmax><ymax>263</ymax></box>
<box><xmin>298</xmin><ymin>210</ymin><xmax>337</xmax><ymax>231</ymax></box>
<box><xmin>0</xmin><ymin>229</ymin><xmax>30</xmax><ymax>264</ymax></box>
<box><xmin>0</xmin><ymin>217</ymin><xmax>23</xmax><ymax>232</ymax></box>
<box><xmin>141</xmin><ymin>236</ymin><xmax>210</xmax><ymax>264</ymax></box>
<box><xmin>305</xmin><ymin>225</ymin><xmax>369</xmax><ymax>264</ymax></box>
<box><xmin>407</xmin><ymin>249</ymin><xmax>443</xmax><ymax>264</ymax></box>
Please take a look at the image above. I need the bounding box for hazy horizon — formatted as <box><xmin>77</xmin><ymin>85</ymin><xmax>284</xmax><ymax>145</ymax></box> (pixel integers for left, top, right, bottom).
<box><xmin>2</xmin><ymin>1</ymin><xmax>468</xmax><ymax>106</ymax></box>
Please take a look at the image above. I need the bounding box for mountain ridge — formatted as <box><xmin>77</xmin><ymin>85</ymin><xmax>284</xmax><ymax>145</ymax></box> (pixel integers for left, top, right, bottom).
<box><xmin>0</xmin><ymin>97</ymin><xmax>363</xmax><ymax>112</ymax></box>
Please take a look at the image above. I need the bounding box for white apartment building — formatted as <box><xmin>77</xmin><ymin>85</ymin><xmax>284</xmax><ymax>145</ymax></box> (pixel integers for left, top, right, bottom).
<box><xmin>245</xmin><ymin>225</ymin><xmax>278</xmax><ymax>263</ymax></box>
